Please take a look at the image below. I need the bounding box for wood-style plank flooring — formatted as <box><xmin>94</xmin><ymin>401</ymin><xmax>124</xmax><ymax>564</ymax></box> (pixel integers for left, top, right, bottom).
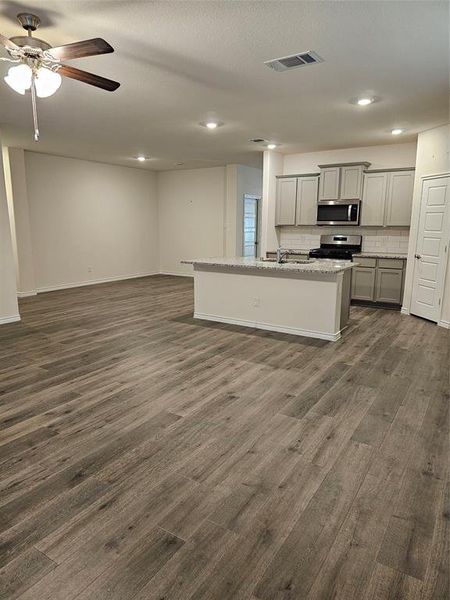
<box><xmin>0</xmin><ymin>275</ymin><xmax>448</xmax><ymax>600</ymax></box>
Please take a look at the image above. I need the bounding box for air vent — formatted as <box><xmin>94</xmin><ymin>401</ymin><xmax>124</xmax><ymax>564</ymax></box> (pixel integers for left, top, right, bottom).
<box><xmin>265</xmin><ymin>50</ymin><xmax>323</xmax><ymax>72</ymax></box>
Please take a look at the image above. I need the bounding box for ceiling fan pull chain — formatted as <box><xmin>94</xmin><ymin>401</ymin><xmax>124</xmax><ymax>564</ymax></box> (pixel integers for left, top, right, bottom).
<box><xmin>30</xmin><ymin>74</ymin><xmax>39</xmax><ymax>141</ymax></box>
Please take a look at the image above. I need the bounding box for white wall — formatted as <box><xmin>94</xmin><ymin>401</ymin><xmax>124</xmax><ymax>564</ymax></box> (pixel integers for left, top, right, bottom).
<box><xmin>261</xmin><ymin>150</ymin><xmax>283</xmax><ymax>256</ymax></box>
<box><xmin>3</xmin><ymin>148</ymin><xmax>36</xmax><ymax>295</ymax></box>
<box><xmin>158</xmin><ymin>167</ymin><xmax>227</xmax><ymax>276</ymax></box>
<box><xmin>283</xmin><ymin>142</ymin><xmax>417</xmax><ymax>175</ymax></box>
<box><xmin>0</xmin><ymin>135</ymin><xmax>19</xmax><ymax>323</ymax></box>
<box><xmin>402</xmin><ymin>124</ymin><xmax>450</xmax><ymax>326</ymax></box>
<box><xmin>24</xmin><ymin>152</ymin><xmax>159</xmax><ymax>291</ymax></box>
<box><xmin>3</xmin><ymin>154</ymin><xmax>260</xmax><ymax>299</ymax></box>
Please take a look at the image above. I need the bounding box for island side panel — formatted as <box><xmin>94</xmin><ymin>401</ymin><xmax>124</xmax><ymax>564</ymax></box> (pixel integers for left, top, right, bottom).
<box><xmin>193</xmin><ymin>265</ymin><xmax>343</xmax><ymax>341</ymax></box>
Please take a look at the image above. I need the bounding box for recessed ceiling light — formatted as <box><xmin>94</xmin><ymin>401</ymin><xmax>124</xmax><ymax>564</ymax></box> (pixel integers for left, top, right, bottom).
<box><xmin>200</xmin><ymin>120</ymin><xmax>223</xmax><ymax>129</ymax></box>
<box><xmin>267</xmin><ymin>143</ymin><xmax>278</xmax><ymax>150</ymax></box>
<box><xmin>136</xmin><ymin>155</ymin><xmax>146</xmax><ymax>162</ymax></box>
<box><xmin>391</xmin><ymin>128</ymin><xmax>404</xmax><ymax>135</ymax></box>
<box><xmin>349</xmin><ymin>96</ymin><xmax>380</xmax><ymax>107</ymax></box>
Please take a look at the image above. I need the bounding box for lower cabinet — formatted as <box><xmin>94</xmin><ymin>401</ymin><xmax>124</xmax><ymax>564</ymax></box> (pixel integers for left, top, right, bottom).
<box><xmin>374</xmin><ymin>268</ymin><xmax>403</xmax><ymax>304</ymax></box>
<box><xmin>351</xmin><ymin>258</ymin><xmax>405</xmax><ymax>305</ymax></box>
<box><xmin>351</xmin><ymin>268</ymin><xmax>376</xmax><ymax>301</ymax></box>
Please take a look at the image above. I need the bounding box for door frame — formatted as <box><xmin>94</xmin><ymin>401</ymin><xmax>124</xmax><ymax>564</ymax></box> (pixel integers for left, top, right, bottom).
<box><xmin>409</xmin><ymin>172</ymin><xmax>450</xmax><ymax>326</ymax></box>
<box><xmin>242</xmin><ymin>194</ymin><xmax>261</xmax><ymax>258</ymax></box>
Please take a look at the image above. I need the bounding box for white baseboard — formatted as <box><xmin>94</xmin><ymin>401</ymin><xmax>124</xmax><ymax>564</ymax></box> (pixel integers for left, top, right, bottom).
<box><xmin>0</xmin><ymin>314</ymin><xmax>21</xmax><ymax>325</ymax></box>
<box><xmin>36</xmin><ymin>271</ymin><xmax>159</xmax><ymax>293</ymax></box>
<box><xmin>193</xmin><ymin>312</ymin><xmax>340</xmax><ymax>341</ymax></box>
<box><xmin>159</xmin><ymin>271</ymin><xmax>194</xmax><ymax>278</ymax></box>
<box><xmin>400</xmin><ymin>306</ymin><xmax>410</xmax><ymax>316</ymax></box>
<box><xmin>438</xmin><ymin>319</ymin><xmax>450</xmax><ymax>329</ymax></box>
<box><xmin>17</xmin><ymin>291</ymin><xmax>37</xmax><ymax>298</ymax></box>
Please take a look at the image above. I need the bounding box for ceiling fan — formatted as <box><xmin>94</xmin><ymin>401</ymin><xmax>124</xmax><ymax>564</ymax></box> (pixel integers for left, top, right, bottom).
<box><xmin>0</xmin><ymin>13</ymin><xmax>120</xmax><ymax>141</ymax></box>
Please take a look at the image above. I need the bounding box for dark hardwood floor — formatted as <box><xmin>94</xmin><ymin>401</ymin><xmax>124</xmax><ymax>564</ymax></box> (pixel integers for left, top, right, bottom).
<box><xmin>0</xmin><ymin>275</ymin><xmax>448</xmax><ymax>600</ymax></box>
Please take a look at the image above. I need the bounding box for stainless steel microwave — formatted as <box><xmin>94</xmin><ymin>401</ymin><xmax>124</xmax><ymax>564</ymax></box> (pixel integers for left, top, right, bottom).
<box><xmin>316</xmin><ymin>200</ymin><xmax>360</xmax><ymax>226</ymax></box>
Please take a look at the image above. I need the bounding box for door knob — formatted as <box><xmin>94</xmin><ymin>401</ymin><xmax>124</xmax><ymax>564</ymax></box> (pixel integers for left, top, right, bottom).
<box><xmin>415</xmin><ymin>254</ymin><xmax>422</xmax><ymax>259</ymax></box>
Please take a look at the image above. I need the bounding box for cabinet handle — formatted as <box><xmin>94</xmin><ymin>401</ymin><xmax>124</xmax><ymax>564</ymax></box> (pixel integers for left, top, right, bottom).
<box><xmin>414</xmin><ymin>254</ymin><xmax>422</xmax><ymax>259</ymax></box>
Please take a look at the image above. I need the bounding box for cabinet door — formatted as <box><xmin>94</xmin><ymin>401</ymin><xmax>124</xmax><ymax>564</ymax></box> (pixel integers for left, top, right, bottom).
<box><xmin>375</xmin><ymin>268</ymin><xmax>403</xmax><ymax>304</ymax></box>
<box><xmin>296</xmin><ymin>176</ymin><xmax>319</xmax><ymax>225</ymax></box>
<box><xmin>361</xmin><ymin>172</ymin><xmax>388</xmax><ymax>226</ymax></box>
<box><xmin>351</xmin><ymin>267</ymin><xmax>376</xmax><ymax>301</ymax></box>
<box><xmin>319</xmin><ymin>167</ymin><xmax>340</xmax><ymax>200</ymax></box>
<box><xmin>340</xmin><ymin>165</ymin><xmax>364</xmax><ymax>200</ymax></box>
<box><xmin>275</xmin><ymin>178</ymin><xmax>297</xmax><ymax>225</ymax></box>
<box><xmin>385</xmin><ymin>171</ymin><xmax>414</xmax><ymax>226</ymax></box>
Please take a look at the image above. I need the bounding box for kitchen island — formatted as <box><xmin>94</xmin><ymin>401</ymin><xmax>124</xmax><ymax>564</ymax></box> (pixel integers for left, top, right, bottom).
<box><xmin>182</xmin><ymin>257</ymin><xmax>356</xmax><ymax>341</ymax></box>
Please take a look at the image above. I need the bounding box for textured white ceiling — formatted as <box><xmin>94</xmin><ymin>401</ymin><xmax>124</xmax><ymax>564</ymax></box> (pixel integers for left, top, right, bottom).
<box><xmin>0</xmin><ymin>1</ymin><xmax>448</xmax><ymax>171</ymax></box>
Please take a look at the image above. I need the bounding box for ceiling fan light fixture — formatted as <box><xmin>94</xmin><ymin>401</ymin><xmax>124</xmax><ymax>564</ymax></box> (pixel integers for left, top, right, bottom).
<box><xmin>34</xmin><ymin>67</ymin><xmax>62</xmax><ymax>98</ymax></box>
<box><xmin>4</xmin><ymin>63</ymin><xmax>32</xmax><ymax>94</ymax></box>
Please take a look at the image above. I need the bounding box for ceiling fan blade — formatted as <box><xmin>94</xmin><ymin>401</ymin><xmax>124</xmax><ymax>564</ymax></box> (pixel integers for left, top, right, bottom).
<box><xmin>0</xmin><ymin>32</ymin><xmax>20</xmax><ymax>52</ymax></box>
<box><xmin>58</xmin><ymin>64</ymin><xmax>120</xmax><ymax>91</ymax></box>
<box><xmin>49</xmin><ymin>38</ymin><xmax>114</xmax><ymax>61</ymax></box>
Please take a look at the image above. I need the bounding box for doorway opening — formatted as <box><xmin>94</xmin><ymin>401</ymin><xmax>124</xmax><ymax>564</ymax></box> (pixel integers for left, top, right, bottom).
<box><xmin>242</xmin><ymin>195</ymin><xmax>261</xmax><ymax>258</ymax></box>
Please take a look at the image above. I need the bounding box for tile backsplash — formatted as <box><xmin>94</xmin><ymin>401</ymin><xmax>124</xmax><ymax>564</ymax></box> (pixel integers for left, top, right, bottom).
<box><xmin>279</xmin><ymin>227</ymin><xmax>409</xmax><ymax>254</ymax></box>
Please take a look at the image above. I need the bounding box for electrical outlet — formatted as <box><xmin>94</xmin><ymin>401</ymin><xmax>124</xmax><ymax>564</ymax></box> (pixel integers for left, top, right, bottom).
<box><xmin>87</xmin><ymin>266</ymin><xmax>93</xmax><ymax>273</ymax></box>
<box><xmin>252</xmin><ymin>297</ymin><xmax>260</xmax><ymax>308</ymax></box>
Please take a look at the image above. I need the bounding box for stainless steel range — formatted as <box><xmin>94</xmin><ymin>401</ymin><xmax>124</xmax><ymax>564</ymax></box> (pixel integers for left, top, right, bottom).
<box><xmin>309</xmin><ymin>234</ymin><xmax>362</xmax><ymax>261</ymax></box>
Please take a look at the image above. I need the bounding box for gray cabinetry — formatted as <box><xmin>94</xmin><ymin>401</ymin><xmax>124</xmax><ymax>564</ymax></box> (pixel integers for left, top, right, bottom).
<box><xmin>275</xmin><ymin>178</ymin><xmax>297</xmax><ymax>225</ymax></box>
<box><xmin>361</xmin><ymin>169</ymin><xmax>414</xmax><ymax>227</ymax></box>
<box><xmin>318</xmin><ymin>167</ymin><xmax>340</xmax><ymax>200</ymax></box>
<box><xmin>295</xmin><ymin>176</ymin><xmax>319</xmax><ymax>225</ymax></box>
<box><xmin>351</xmin><ymin>257</ymin><xmax>406</xmax><ymax>305</ymax></box>
<box><xmin>385</xmin><ymin>170</ymin><xmax>415</xmax><ymax>226</ymax></box>
<box><xmin>276</xmin><ymin>175</ymin><xmax>318</xmax><ymax>226</ymax></box>
<box><xmin>375</xmin><ymin>268</ymin><xmax>403</xmax><ymax>304</ymax></box>
<box><xmin>360</xmin><ymin>172</ymin><xmax>387</xmax><ymax>226</ymax></box>
<box><xmin>318</xmin><ymin>162</ymin><xmax>369</xmax><ymax>201</ymax></box>
<box><xmin>340</xmin><ymin>165</ymin><xmax>365</xmax><ymax>200</ymax></box>
<box><xmin>351</xmin><ymin>267</ymin><xmax>376</xmax><ymax>301</ymax></box>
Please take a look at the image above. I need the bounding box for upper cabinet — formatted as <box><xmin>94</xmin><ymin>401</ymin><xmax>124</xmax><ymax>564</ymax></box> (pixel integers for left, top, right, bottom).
<box><xmin>361</xmin><ymin>172</ymin><xmax>388</xmax><ymax>226</ymax></box>
<box><xmin>385</xmin><ymin>170</ymin><xmax>415</xmax><ymax>226</ymax></box>
<box><xmin>361</xmin><ymin>169</ymin><xmax>414</xmax><ymax>227</ymax></box>
<box><xmin>276</xmin><ymin>164</ymin><xmax>414</xmax><ymax>228</ymax></box>
<box><xmin>275</xmin><ymin>177</ymin><xmax>297</xmax><ymax>225</ymax></box>
<box><xmin>340</xmin><ymin>165</ymin><xmax>365</xmax><ymax>199</ymax></box>
<box><xmin>318</xmin><ymin>163</ymin><xmax>370</xmax><ymax>201</ymax></box>
<box><xmin>318</xmin><ymin>167</ymin><xmax>340</xmax><ymax>200</ymax></box>
<box><xmin>275</xmin><ymin>175</ymin><xmax>318</xmax><ymax>226</ymax></box>
<box><xmin>296</xmin><ymin>176</ymin><xmax>319</xmax><ymax>225</ymax></box>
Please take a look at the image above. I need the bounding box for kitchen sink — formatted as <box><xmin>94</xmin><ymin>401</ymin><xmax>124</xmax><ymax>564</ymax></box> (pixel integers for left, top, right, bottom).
<box><xmin>259</xmin><ymin>258</ymin><xmax>314</xmax><ymax>264</ymax></box>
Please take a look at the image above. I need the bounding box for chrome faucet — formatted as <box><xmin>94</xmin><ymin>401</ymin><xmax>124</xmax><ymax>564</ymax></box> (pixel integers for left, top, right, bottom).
<box><xmin>276</xmin><ymin>247</ymin><xmax>289</xmax><ymax>264</ymax></box>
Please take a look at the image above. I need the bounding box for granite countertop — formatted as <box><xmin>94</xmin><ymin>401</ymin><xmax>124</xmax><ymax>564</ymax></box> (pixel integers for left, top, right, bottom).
<box><xmin>353</xmin><ymin>252</ymin><xmax>408</xmax><ymax>259</ymax></box>
<box><xmin>182</xmin><ymin>257</ymin><xmax>356</xmax><ymax>274</ymax></box>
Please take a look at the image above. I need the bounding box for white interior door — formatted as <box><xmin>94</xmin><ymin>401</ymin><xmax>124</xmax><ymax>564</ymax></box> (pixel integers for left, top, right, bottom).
<box><xmin>242</xmin><ymin>195</ymin><xmax>259</xmax><ymax>258</ymax></box>
<box><xmin>411</xmin><ymin>175</ymin><xmax>450</xmax><ymax>322</ymax></box>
